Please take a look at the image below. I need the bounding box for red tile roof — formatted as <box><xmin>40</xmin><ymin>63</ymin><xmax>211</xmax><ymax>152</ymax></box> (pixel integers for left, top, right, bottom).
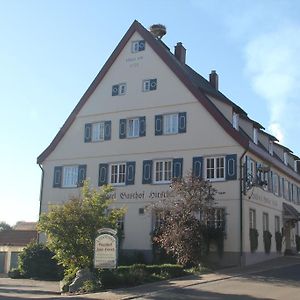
<box><xmin>0</xmin><ymin>230</ymin><xmax>37</xmax><ymax>246</ymax></box>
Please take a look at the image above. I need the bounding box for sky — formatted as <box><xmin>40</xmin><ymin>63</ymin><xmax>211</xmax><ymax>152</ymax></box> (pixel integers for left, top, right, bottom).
<box><xmin>1</xmin><ymin>0</ymin><xmax>300</xmax><ymax>226</ymax></box>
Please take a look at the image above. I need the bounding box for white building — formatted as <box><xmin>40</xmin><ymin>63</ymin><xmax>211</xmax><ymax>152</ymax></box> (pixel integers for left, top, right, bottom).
<box><xmin>37</xmin><ymin>20</ymin><xmax>300</xmax><ymax>266</ymax></box>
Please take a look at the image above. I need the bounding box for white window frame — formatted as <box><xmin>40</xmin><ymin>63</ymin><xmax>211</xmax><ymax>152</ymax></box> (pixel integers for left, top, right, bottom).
<box><xmin>247</xmin><ymin>157</ymin><xmax>256</xmax><ymax>185</ymax></box>
<box><xmin>205</xmin><ymin>156</ymin><xmax>225</xmax><ymax>181</ymax></box>
<box><xmin>207</xmin><ymin>208</ymin><xmax>226</xmax><ymax>232</ymax></box>
<box><xmin>110</xmin><ymin>163</ymin><xmax>126</xmax><ymax>186</ymax></box>
<box><xmin>119</xmin><ymin>83</ymin><xmax>126</xmax><ymax>95</ymax></box>
<box><xmin>62</xmin><ymin>166</ymin><xmax>78</xmax><ymax>188</ymax></box>
<box><xmin>253</xmin><ymin>128</ymin><xmax>258</xmax><ymax>144</ymax></box>
<box><xmin>127</xmin><ymin>118</ymin><xmax>140</xmax><ymax>138</ymax></box>
<box><xmin>91</xmin><ymin>122</ymin><xmax>105</xmax><ymax>142</ymax></box>
<box><xmin>142</xmin><ymin>79</ymin><xmax>157</xmax><ymax>92</ymax></box>
<box><xmin>249</xmin><ymin>209</ymin><xmax>256</xmax><ymax>229</ymax></box>
<box><xmin>153</xmin><ymin>159</ymin><xmax>172</xmax><ymax>184</ymax></box>
<box><xmin>273</xmin><ymin>173</ymin><xmax>279</xmax><ymax>196</ymax></box>
<box><xmin>263</xmin><ymin>212</ymin><xmax>269</xmax><ymax>231</ymax></box>
<box><xmin>284</xmin><ymin>152</ymin><xmax>288</xmax><ymax>165</ymax></box>
<box><xmin>232</xmin><ymin>112</ymin><xmax>239</xmax><ymax>130</ymax></box>
<box><xmin>269</xmin><ymin>141</ymin><xmax>274</xmax><ymax>155</ymax></box>
<box><xmin>163</xmin><ymin>113</ymin><xmax>178</xmax><ymax>135</ymax></box>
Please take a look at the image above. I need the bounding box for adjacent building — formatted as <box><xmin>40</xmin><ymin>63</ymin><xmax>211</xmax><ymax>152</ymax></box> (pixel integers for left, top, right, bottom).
<box><xmin>37</xmin><ymin>20</ymin><xmax>300</xmax><ymax>266</ymax></box>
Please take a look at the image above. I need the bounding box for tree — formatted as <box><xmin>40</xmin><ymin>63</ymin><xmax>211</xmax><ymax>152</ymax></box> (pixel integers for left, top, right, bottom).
<box><xmin>0</xmin><ymin>221</ymin><xmax>12</xmax><ymax>231</ymax></box>
<box><xmin>152</xmin><ymin>173</ymin><xmax>220</xmax><ymax>266</ymax></box>
<box><xmin>38</xmin><ymin>181</ymin><xmax>125</xmax><ymax>273</ymax></box>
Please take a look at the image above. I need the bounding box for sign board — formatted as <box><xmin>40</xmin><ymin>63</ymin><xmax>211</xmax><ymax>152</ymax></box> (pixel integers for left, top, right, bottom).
<box><xmin>94</xmin><ymin>231</ymin><xmax>117</xmax><ymax>269</ymax></box>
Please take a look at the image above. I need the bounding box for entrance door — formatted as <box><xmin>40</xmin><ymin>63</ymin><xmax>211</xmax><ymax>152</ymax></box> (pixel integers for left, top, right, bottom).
<box><xmin>0</xmin><ymin>252</ymin><xmax>6</xmax><ymax>273</ymax></box>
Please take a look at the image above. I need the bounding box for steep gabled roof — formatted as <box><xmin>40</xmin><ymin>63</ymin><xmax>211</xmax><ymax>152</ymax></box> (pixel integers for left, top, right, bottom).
<box><xmin>37</xmin><ymin>20</ymin><xmax>248</xmax><ymax>164</ymax></box>
<box><xmin>36</xmin><ymin>20</ymin><xmax>300</xmax><ymax>183</ymax></box>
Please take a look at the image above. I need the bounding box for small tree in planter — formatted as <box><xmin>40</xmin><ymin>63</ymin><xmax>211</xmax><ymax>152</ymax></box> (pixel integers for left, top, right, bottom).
<box><xmin>275</xmin><ymin>231</ymin><xmax>283</xmax><ymax>252</ymax></box>
<box><xmin>249</xmin><ymin>228</ymin><xmax>259</xmax><ymax>252</ymax></box>
<box><xmin>263</xmin><ymin>231</ymin><xmax>272</xmax><ymax>254</ymax></box>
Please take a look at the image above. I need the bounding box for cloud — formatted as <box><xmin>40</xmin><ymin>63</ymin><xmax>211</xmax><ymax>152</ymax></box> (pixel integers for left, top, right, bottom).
<box><xmin>244</xmin><ymin>24</ymin><xmax>300</xmax><ymax>143</ymax></box>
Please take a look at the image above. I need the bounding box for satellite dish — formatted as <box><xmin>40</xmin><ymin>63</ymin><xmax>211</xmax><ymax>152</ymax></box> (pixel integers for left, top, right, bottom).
<box><xmin>149</xmin><ymin>24</ymin><xmax>166</xmax><ymax>39</ymax></box>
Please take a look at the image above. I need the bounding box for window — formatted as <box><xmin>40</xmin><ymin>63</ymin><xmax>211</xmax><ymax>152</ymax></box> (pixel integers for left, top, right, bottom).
<box><xmin>253</xmin><ymin>128</ymin><xmax>258</xmax><ymax>144</ymax></box>
<box><xmin>117</xmin><ymin>216</ymin><xmax>125</xmax><ymax>231</ymax></box>
<box><xmin>269</xmin><ymin>141</ymin><xmax>274</xmax><ymax>155</ymax></box>
<box><xmin>119</xmin><ymin>116</ymin><xmax>146</xmax><ymax>139</ymax></box>
<box><xmin>206</xmin><ymin>157</ymin><xmax>225</xmax><ymax>181</ymax></box>
<box><xmin>232</xmin><ymin>112</ymin><xmax>239</xmax><ymax>130</ymax></box>
<box><xmin>284</xmin><ymin>179</ymin><xmax>289</xmax><ymax>200</ymax></box>
<box><xmin>284</xmin><ymin>152</ymin><xmax>288</xmax><ymax>165</ymax></box>
<box><xmin>153</xmin><ymin>211</ymin><xmax>164</xmax><ymax>231</ymax></box>
<box><xmin>98</xmin><ymin>161</ymin><xmax>135</xmax><ymax>186</ymax></box>
<box><xmin>249</xmin><ymin>209</ymin><xmax>256</xmax><ymax>229</ymax></box>
<box><xmin>131</xmin><ymin>40</ymin><xmax>145</xmax><ymax>53</ymax></box>
<box><xmin>53</xmin><ymin>165</ymin><xmax>86</xmax><ymax>188</ymax></box>
<box><xmin>293</xmin><ymin>184</ymin><xmax>297</xmax><ymax>203</ymax></box>
<box><xmin>155</xmin><ymin>112</ymin><xmax>186</xmax><ymax>136</ymax></box>
<box><xmin>263</xmin><ymin>213</ymin><xmax>269</xmax><ymax>231</ymax></box>
<box><xmin>84</xmin><ymin>121</ymin><xmax>111</xmax><ymax>142</ymax></box>
<box><xmin>143</xmin><ymin>79</ymin><xmax>157</xmax><ymax>92</ymax></box>
<box><xmin>163</xmin><ymin>114</ymin><xmax>178</xmax><ymax>134</ymax></box>
<box><xmin>275</xmin><ymin>216</ymin><xmax>280</xmax><ymax>233</ymax></box>
<box><xmin>207</xmin><ymin>208</ymin><xmax>226</xmax><ymax>232</ymax></box>
<box><xmin>273</xmin><ymin>173</ymin><xmax>279</xmax><ymax>196</ymax></box>
<box><xmin>154</xmin><ymin>160</ymin><xmax>172</xmax><ymax>183</ymax></box>
<box><xmin>246</xmin><ymin>157</ymin><xmax>256</xmax><ymax>187</ymax></box>
<box><xmin>91</xmin><ymin>122</ymin><xmax>105</xmax><ymax>142</ymax></box>
<box><xmin>127</xmin><ymin>118</ymin><xmax>140</xmax><ymax>138</ymax></box>
<box><xmin>112</xmin><ymin>83</ymin><xmax>126</xmax><ymax>96</ymax></box>
<box><xmin>110</xmin><ymin>163</ymin><xmax>126</xmax><ymax>185</ymax></box>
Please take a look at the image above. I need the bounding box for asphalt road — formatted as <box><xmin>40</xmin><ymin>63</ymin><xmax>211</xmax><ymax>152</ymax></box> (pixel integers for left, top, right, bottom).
<box><xmin>136</xmin><ymin>263</ymin><xmax>300</xmax><ymax>300</ymax></box>
<box><xmin>0</xmin><ymin>258</ymin><xmax>299</xmax><ymax>299</ymax></box>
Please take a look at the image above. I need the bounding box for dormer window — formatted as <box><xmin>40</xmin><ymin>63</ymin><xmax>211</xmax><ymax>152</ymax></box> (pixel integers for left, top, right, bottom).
<box><xmin>232</xmin><ymin>112</ymin><xmax>239</xmax><ymax>130</ymax></box>
<box><xmin>253</xmin><ymin>128</ymin><xmax>258</xmax><ymax>144</ymax></box>
<box><xmin>269</xmin><ymin>141</ymin><xmax>274</xmax><ymax>155</ymax></box>
<box><xmin>284</xmin><ymin>152</ymin><xmax>288</xmax><ymax>165</ymax></box>
<box><xmin>131</xmin><ymin>40</ymin><xmax>145</xmax><ymax>53</ymax></box>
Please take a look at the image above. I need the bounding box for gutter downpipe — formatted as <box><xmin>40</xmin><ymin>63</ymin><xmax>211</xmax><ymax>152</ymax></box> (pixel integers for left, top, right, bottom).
<box><xmin>240</xmin><ymin>149</ymin><xmax>247</xmax><ymax>267</ymax></box>
<box><xmin>38</xmin><ymin>163</ymin><xmax>44</xmax><ymax>244</ymax></box>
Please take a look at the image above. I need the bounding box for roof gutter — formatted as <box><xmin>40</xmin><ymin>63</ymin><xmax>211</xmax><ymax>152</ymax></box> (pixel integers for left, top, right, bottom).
<box><xmin>38</xmin><ymin>164</ymin><xmax>44</xmax><ymax>244</ymax></box>
<box><xmin>239</xmin><ymin>149</ymin><xmax>248</xmax><ymax>267</ymax></box>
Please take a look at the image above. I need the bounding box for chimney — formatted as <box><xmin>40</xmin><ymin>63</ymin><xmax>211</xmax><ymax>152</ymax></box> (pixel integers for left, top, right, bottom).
<box><xmin>174</xmin><ymin>42</ymin><xmax>186</xmax><ymax>64</ymax></box>
<box><xmin>209</xmin><ymin>70</ymin><xmax>219</xmax><ymax>90</ymax></box>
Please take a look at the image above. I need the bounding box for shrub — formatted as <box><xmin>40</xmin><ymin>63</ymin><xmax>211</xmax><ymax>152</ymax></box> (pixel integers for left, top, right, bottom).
<box><xmin>18</xmin><ymin>242</ymin><xmax>63</xmax><ymax>280</ymax></box>
<box><xmin>275</xmin><ymin>231</ymin><xmax>283</xmax><ymax>252</ymax></box>
<box><xmin>8</xmin><ymin>268</ymin><xmax>24</xmax><ymax>279</ymax></box>
<box><xmin>263</xmin><ymin>231</ymin><xmax>272</xmax><ymax>254</ymax></box>
<box><xmin>249</xmin><ymin>228</ymin><xmax>259</xmax><ymax>252</ymax></box>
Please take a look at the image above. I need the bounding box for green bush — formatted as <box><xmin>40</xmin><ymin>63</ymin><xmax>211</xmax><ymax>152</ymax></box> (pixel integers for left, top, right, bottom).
<box><xmin>18</xmin><ymin>242</ymin><xmax>63</xmax><ymax>280</ymax></box>
<box><xmin>8</xmin><ymin>268</ymin><xmax>24</xmax><ymax>279</ymax></box>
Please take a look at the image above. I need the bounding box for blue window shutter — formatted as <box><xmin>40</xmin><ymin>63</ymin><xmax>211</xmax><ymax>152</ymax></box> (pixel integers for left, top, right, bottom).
<box><xmin>192</xmin><ymin>156</ymin><xmax>203</xmax><ymax>178</ymax></box>
<box><xmin>268</xmin><ymin>171</ymin><xmax>273</xmax><ymax>192</ymax></box>
<box><xmin>53</xmin><ymin>166</ymin><xmax>62</xmax><ymax>188</ymax></box>
<box><xmin>178</xmin><ymin>112</ymin><xmax>187</xmax><ymax>133</ymax></box>
<box><xmin>126</xmin><ymin>161</ymin><xmax>136</xmax><ymax>185</ymax></box>
<box><xmin>155</xmin><ymin>115</ymin><xmax>163</xmax><ymax>136</ymax></box>
<box><xmin>104</xmin><ymin>121</ymin><xmax>111</xmax><ymax>141</ymax></box>
<box><xmin>139</xmin><ymin>40</ymin><xmax>145</xmax><ymax>51</ymax></box>
<box><xmin>98</xmin><ymin>164</ymin><xmax>108</xmax><ymax>186</ymax></box>
<box><xmin>77</xmin><ymin>165</ymin><xmax>87</xmax><ymax>187</ymax></box>
<box><xmin>139</xmin><ymin>116</ymin><xmax>146</xmax><ymax>137</ymax></box>
<box><xmin>150</xmin><ymin>79</ymin><xmax>157</xmax><ymax>90</ymax></box>
<box><xmin>173</xmin><ymin>158</ymin><xmax>183</xmax><ymax>178</ymax></box>
<box><xmin>84</xmin><ymin>123</ymin><xmax>92</xmax><ymax>143</ymax></box>
<box><xmin>142</xmin><ymin>160</ymin><xmax>153</xmax><ymax>184</ymax></box>
<box><xmin>112</xmin><ymin>85</ymin><xmax>119</xmax><ymax>96</ymax></box>
<box><xmin>119</xmin><ymin>119</ymin><xmax>127</xmax><ymax>139</ymax></box>
<box><xmin>226</xmin><ymin>154</ymin><xmax>237</xmax><ymax>180</ymax></box>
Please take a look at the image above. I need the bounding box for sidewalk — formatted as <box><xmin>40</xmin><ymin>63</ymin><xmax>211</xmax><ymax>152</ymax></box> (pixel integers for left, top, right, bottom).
<box><xmin>70</xmin><ymin>256</ymin><xmax>300</xmax><ymax>300</ymax></box>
